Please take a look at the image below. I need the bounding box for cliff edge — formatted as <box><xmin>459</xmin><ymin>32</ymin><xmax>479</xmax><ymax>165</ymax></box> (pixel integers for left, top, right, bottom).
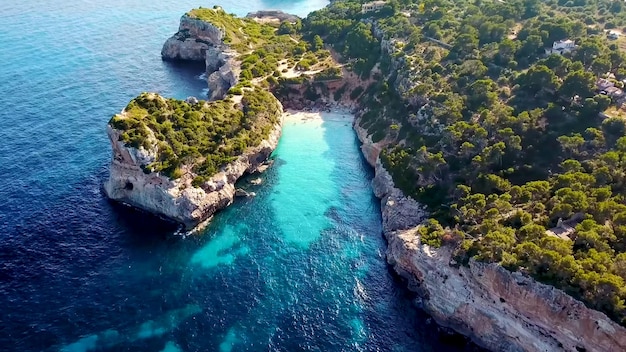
<box><xmin>114</xmin><ymin>6</ymin><xmax>340</xmax><ymax>229</ymax></box>
<box><xmin>161</xmin><ymin>7</ymin><xmax>241</xmax><ymax>101</ymax></box>
<box><xmin>354</xmin><ymin>115</ymin><xmax>626</xmax><ymax>352</ymax></box>
<box><xmin>161</xmin><ymin>13</ymin><xmax>224</xmax><ymax>62</ymax></box>
<box><xmin>104</xmin><ymin>120</ymin><xmax>280</xmax><ymax>230</ymax></box>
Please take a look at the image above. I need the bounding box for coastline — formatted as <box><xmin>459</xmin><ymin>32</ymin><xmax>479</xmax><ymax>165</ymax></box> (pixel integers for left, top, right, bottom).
<box><xmin>353</xmin><ymin>114</ymin><xmax>626</xmax><ymax>351</ymax></box>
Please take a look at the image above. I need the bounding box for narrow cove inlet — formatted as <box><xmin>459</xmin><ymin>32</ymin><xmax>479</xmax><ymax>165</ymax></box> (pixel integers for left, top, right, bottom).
<box><xmin>58</xmin><ymin>112</ymin><xmax>471</xmax><ymax>352</ymax></box>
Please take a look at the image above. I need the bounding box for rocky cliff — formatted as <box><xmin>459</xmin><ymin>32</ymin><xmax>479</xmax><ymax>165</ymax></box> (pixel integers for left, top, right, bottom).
<box><xmin>354</xmin><ymin>115</ymin><xmax>626</xmax><ymax>352</ymax></box>
<box><xmin>104</xmin><ymin>105</ymin><xmax>282</xmax><ymax>230</ymax></box>
<box><xmin>161</xmin><ymin>14</ymin><xmax>224</xmax><ymax>61</ymax></box>
<box><xmin>205</xmin><ymin>47</ymin><xmax>240</xmax><ymax>101</ymax></box>
<box><xmin>162</xmin><ymin>10</ymin><xmax>240</xmax><ymax>101</ymax></box>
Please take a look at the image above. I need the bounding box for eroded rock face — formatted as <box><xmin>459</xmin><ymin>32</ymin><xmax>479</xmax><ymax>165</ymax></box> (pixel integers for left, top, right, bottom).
<box><xmin>104</xmin><ymin>118</ymin><xmax>282</xmax><ymax>230</ymax></box>
<box><xmin>206</xmin><ymin>48</ymin><xmax>240</xmax><ymax>101</ymax></box>
<box><xmin>161</xmin><ymin>14</ymin><xmax>224</xmax><ymax>61</ymax></box>
<box><xmin>353</xmin><ymin>116</ymin><xmax>390</xmax><ymax>167</ymax></box>
<box><xmin>161</xmin><ymin>13</ymin><xmax>240</xmax><ymax>101</ymax></box>
<box><xmin>354</xmin><ymin>118</ymin><xmax>626</xmax><ymax>351</ymax></box>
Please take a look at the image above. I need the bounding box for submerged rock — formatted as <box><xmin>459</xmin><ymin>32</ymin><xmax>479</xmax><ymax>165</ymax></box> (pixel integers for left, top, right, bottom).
<box><xmin>249</xmin><ymin>178</ymin><xmax>263</xmax><ymax>185</ymax></box>
<box><xmin>254</xmin><ymin>161</ymin><xmax>273</xmax><ymax>174</ymax></box>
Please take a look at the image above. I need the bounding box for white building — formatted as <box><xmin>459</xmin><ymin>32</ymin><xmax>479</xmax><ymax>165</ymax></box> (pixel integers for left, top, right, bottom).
<box><xmin>545</xmin><ymin>39</ymin><xmax>576</xmax><ymax>55</ymax></box>
<box><xmin>361</xmin><ymin>1</ymin><xmax>386</xmax><ymax>13</ymax></box>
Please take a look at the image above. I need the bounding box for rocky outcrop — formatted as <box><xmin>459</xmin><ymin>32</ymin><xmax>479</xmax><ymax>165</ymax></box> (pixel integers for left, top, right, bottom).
<box><xmin>104</xmin><ymin>113</ymin><xmax>282</xmax><ymax>230</ymax></box>
<box><xmin>234</xmin><ymin>188</ymin><xmax>256</xmax><ymax>197</ymax></box>
<box><xmin>205</xmin><ymin>47</ymin><xmax>240</xmax><ymax>101</ymax></box>
<box><xmin>161</xmin><ymin>14</ymin><xmax>224</xmax><ymax>61</ymax></box>
<box><xmin>161</xmin><ymin>12</ymin><xmax>240</xmax><ymax>101</ymax></box>
<box><xmin>354</xmin><ymin>117</ymin><xmax>626</xmax><ymax>351</ymax></box>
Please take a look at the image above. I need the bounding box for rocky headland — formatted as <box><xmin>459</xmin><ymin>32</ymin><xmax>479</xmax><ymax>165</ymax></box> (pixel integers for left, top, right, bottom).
<box><xmin>354</xmin><ymin>115</ymin><xmax>626</xmax><ymax>351</ymax></box>
<box><xmin>161</xmin><ymin>7</ymin><xmax>240</xmax><ymax>101</ymax></box>
<box><xmin>104</xmin><ymin>111</ymin><xmax>281</xmax><ymax>230</ymax></box>
<box><xmin>160</xmin><ymin>13</ymin><xmax>223</xmax><ymax>62</ymax></box>
<box><xmin>105</xmin><ymin>8</ymin><xmax>302</xmax><ymax>229</ymax></box>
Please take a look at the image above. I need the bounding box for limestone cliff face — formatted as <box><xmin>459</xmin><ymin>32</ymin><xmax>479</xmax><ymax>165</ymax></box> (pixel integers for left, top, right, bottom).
<box><xmin>205</xmin><ymin>47</ymin><xmax>240</xmax><ymax>101</ymax></box>
<box><xmin>354</xmin><ymin>117</ymin><xmax>626</xmax><ymax>351</ymax></box>
<box><xmin>161</xmin><ymin>14</ymin><xmax>224</xmax><ymax>61</ymax></box>
<box><xmin>104</xmin><ymin>112</ymin><xmax>282</xmax><ymax>230</ymax></box>
<box><xmin>162</xmin><ymin>13</ymin><xmax>240</xmax><ymax>101</ymax></box>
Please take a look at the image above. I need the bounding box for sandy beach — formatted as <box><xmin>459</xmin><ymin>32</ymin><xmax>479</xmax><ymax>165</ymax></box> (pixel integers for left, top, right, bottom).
<box><xmin>282</xmin><ymin>109</ymin><xmax>354</xmax><ymax>126</ymax></box>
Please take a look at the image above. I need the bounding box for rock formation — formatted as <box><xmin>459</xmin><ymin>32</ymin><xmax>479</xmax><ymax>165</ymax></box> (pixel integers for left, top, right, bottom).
<box><xmin>108</xmin><ymin>8</ymin><xmax>288</xmax><ymax>230</ymax></box>
<box><xmin>104</xmin><ymin>118</ymin><xmax>281</xmax><ymax>230</ymax></box>
<box><xmin>161</xmin><ymin>14</ymin><xmax>224</xmax><ymax>61</ymax></box>
<box><xmin>354</xmin><ymin>115</ymin><xmax>626</xmax><ymax>352</ymax></box>
<box><xmin>205</xmin><ymin>47</ymin><xmax>240</xmax><ymax>101</ymax></box>
<box><xmin>162</xmin><ymin>11</ymin><xmax>240</xmax><ymax>101</ymax></box>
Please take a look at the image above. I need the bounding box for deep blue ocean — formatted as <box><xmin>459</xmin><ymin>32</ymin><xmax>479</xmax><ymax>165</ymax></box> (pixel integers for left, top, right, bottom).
<box><xmin>0</xmin><ymin>1</ymin><xmax>473</xmax><ymax>351</ymax></box>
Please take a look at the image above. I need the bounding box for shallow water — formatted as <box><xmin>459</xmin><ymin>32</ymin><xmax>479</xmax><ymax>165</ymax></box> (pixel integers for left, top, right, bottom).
<box><xmin>0</xmin><ymin>1</ymin><xmax>473</xmax><ymax>351</ymax></box>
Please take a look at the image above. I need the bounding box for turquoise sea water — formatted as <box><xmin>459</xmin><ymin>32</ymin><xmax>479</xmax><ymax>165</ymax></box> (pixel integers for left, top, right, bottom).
<box><xmin>0</xmin><ymin>1</ymin><xmax>474</xmax><ymax>351</ymax></box>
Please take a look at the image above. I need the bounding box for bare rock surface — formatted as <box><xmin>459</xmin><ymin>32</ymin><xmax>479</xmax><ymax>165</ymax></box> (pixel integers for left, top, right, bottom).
<box><xmin>161</xmin><ymin>14</ymin><xmax>224</xmax><ymax>61</ymax></box>
<box><xmin>206</xmin><ymin>48</ymin><xmax>240</xmax><ymax>101</ymax></box>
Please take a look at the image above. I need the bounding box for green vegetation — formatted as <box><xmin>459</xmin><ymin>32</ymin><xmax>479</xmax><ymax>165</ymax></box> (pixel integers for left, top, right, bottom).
<box><xmin>189</xmin><ymin>6</ymin><xmax>340</xmax><ymax>90</ymax></box>
<box><xmin>118</xmin><ymin>0</ymin><xmax>626</xmax><ymax>324</ymax></box>
<box><xmin>302</xmin><ymin>0</ymin><xmax>626</xmax><ymax>325</ymax></box>
<box><xmin>314</xmin><ymin>67</ymin><xmax>343</xmax><ymax>81</ymax></box>
<box><xmin>110</xmin><ymin>89</ymin><xmax>280</xmax><ymax>182</ymax></box>
<box><xmin>110</xmin><ymin>7</ymin><xmax>348</xmax><ymax>188</ymax></box>
<box><xmin>303</xmin><ymin>2</ymin><xmax>386</xmax><ymax>78</ymax></box>
<box><xmin>188</xmin><ymin>7</ymin><xmax>277</xmax><ymax>52</ymax></box>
